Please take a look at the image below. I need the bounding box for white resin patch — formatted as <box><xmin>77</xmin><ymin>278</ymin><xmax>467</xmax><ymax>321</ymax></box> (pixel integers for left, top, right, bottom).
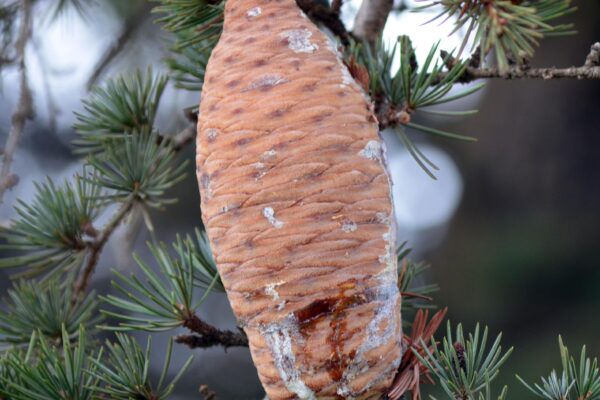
<box><xmin>245</xmin><ymin>74</ymin><xmax>288</xmax><ymax>91</ymax></box>
<box><xmin>341</xmin><ymin>220</ymin><xmax>357</xmax><ymax>233</ymax></box>
<box><xmin>340</xmin><ymin>65</ymin><xmax>354</xmax><ymax>88</ymax></box>
<box><xmin>263</xmin><ymin>318</ymin><xmax>316</xmax><ymax>399</ymax></box>
<box><xmin>338</xmin><ymin>205</ymin><xmax>401</xmax><ymax>396</ymax></box>
<box><xmin>280</xmin><ymin>29</ymin><xmax>319</xmax><ymax>54</ymax></box>
<box><xmin>264</xmin><ymin>282</ymin><xmax>283</xmax><ymax>301</ymax></box>
<box><xmin>375</xmin><ymin>212</ymin><xmax>390</xmax><ymax>224</ymax></box>
<box><xmin>359</xmin><ymin>140</ymin><xmax>383</xmax><ymax>161</ymax></box>
<box><xmin>337</xmin><ymin>283</ymin><xmax>400</xmax><ymax>398</ymax></box>
<box><xmin>247</xmin><ymin>7</ymin><xmax>261</xmax><ymax>18</ymax></box>
<box><xmin>263</xmin><ymin>207</ymin><xmax>284</xmax><ymax>228</ymax></box>
<box><xmin>253</xmin><ymin>162</ymin><xmax>268</xmax><ymax>180</ymax></box>
<box><xmin>200</xmin><ymin>174</ymin><xmax>212</xmax><ymax>199</ymax></box>
<box><xmin>261</xmin><ymin>149</ymin><xmax>277</xmax><ymax>160</ymax></box>
<box><xmin>206</xmin><ymin>128</ymin><xmax>219</xmax><ymax>141</ymax></box>
<box><xmin>363</xmin><ymin>285</ymin><xmax>398</xmax><ymax>350</ymax></box>
<box><xmin>379</xmin><ymin>230</ymin><xmax>395</xmax><ymax>274</ymax></box>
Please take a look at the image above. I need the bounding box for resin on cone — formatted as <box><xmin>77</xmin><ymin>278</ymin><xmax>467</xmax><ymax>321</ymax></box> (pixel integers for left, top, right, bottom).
<box><xmin>196</xmin><ymin>0</ymin><xmax>402</xmax><ymax>398</ymax></box>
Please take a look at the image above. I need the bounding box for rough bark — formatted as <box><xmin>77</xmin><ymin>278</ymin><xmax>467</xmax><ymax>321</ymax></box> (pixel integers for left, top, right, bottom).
<box><xmin>456</xmin><ymin>64</ymin><xmax>600</xmax><ymax>80</ymax></box>
<box><xmin>176</xmin><ymin>314</ymin><xmax>249</xmax><ymax>349</ymax></box>
<box><xmin>196</xmin><ymin>0</ymin><xmax>402</xmax><ymax>398</ymax></box>
<box><xmin>353</xmin><ymin>0</ymin><xmax>394</xmax><ymax>45</ymax></box>
<box><xmin>0</xmin><ymin>0</ymin><xmax>33</xmax><ymax>204</ymax></box>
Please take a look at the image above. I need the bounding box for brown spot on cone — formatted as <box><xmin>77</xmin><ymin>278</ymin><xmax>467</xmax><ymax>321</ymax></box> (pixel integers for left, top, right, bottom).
<box><xmin>346</xmin><ymin>57</ymin><xmax>370</xmax><ymax>93</ymax></box>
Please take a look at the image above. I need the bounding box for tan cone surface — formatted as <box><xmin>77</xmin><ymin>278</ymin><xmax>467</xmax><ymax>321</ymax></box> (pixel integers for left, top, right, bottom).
<box><xmin>196</xmin><ymin>1</ymin><xmax>402</xmax><ymax>398</ymax></box>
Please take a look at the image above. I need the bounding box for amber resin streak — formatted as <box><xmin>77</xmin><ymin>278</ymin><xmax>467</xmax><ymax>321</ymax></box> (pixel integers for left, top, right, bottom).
<box><xmin>196</xmin><ymin>0</ymin><xmax>402</xmax><ymax>398</ymax></box>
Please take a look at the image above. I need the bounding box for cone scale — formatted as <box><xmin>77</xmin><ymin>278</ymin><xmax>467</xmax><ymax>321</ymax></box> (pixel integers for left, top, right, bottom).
<box><xmin>196</xmin><ymin>1</ymin><xmax>402</xmax><ymax>398</ymax></box>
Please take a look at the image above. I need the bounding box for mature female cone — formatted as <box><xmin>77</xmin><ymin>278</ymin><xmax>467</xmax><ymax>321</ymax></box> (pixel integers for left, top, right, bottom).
<box><xmin>196</xmin><ymin>1</ymin><xmax>402</xmax><ymax>398</ymax></box>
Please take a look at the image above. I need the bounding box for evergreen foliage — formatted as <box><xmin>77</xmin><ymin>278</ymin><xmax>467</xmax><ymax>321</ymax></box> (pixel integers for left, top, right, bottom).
<box><xmin>152</xmin><ymin>0</ymin><xmax>224</xmax><ymax>48</ymax></box>
<box><xmin>348</xmin><ymin>36</ymin><xmax>482</xmax><ymax>177</ymax></box>
<box><xmin>166</xmin><ymin>34</ymin><xmax>214</xmax><ymax>91</ymax></box>
<box><xmin>422</xmin><ymin>0</ymin><xmax>576</xmax><ymax>71</ymax></box>
<box><xmin>0</xmin><ymin>279</ymin><xmax>99</xmax><ymax>345</ymax></box>
<box><xmin>86</xmin><ymin>132</ymin><xmax>188</xmax><ymax>209</ymax></box>
<box><xmin>100</xmin><ymin>236</ymin><xmax>219</xmax><ymax>332</ymax></box>
<box><xmin>0</xmin><ymin>176</ymin><xmax>100</xmax><ymax>278</ymax></box>
<box><xmin>416</xmin><ymin>322</ymin><xmax>513</xmax><ymax>399</ymax></box>
<box><xmin>517</xmin><ymin>337</ymin><xmax>600</xmax><ymax>400</ymax></box>
<box><xmin>90</xmin><ymin>334</ymin><xmax>192</xmax><ymax>399</ymax></box>
<box><xmin>397</xmin><ymin>242</ymin><xmax>439</xmax><ymax>324</ymax></box>
<box><xmin>73</xmin><ymin>68</ymin><xmax>168</xmax><ymax>153</ymax></box>
<box><xmin>0</xmin><ymin>327</ymin><xmax>99</xmax><ymax>400</ymax></box>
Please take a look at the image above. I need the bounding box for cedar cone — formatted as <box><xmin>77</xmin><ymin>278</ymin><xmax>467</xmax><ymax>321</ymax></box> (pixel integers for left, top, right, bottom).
<box><xmin>196</xmin><ymin>1</ymin><xmax>402</xmax><ymax>398</ymax></box>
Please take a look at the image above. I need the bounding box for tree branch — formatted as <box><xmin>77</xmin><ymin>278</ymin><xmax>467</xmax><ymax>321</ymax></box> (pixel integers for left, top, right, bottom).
<box><xmin>585</xmin><ymin>42</ymin><xmax>600</xmax><ymax>68</ymax></box>
<box><xmin>32</xmin><ymin>38</ymin><xmax>60</xmax><ymax>133</ymax></box>
<box><xmin>73</xmin><ymin>199</ymin><xmax>136</xmax><ymax>300</ymax></box>
<box><xmin>0</xmin><ymin>0</ymin><xmax>33</xmax><ymax>205</ymax></box>
<box><xmin>176</xmin><ymin>313</ymin><xmax>248</xmax><ymax>350</ymax></box>
<box><xmin>441</xmin><ymin>42</ymin><xmax>600</xmax><ymax>83</ymax></box>
<box><xmin>295</xmin><ymin>0</ymin><xmax>350</xmax><ymax>46</ymax></box>
<box><xmin>461</xmin><ymin>64</ymin><xmax>600</xmax><ymax>80</ymax></box>
<box><xmin>199</xmin><ymin>385</ymin><xmax>218</xmax><ymax>400</ymax></box>
<box><xmin>171</xmin><ymin>124</ymin><xmax>196</xmax><ymax>151</ymax></box>
<box><xmin>70</xmin><ymin>115</ymin><xmax>197</xmax><ymax>302</ymax></box>
<box><xmin>373</xmin><ymin>43</ymin><xmax>600</xmax><ymax>130</ymax></box>
<box><xmin>353</xmin><ymin>0</ymin><xmax>394</xmax><ymax>45</ymax></box>
<box><xmin>330</xmin><ymin>0</ymin><xmax>343</xmax><ymax>15</ymax></box>
<box><xmin>86</xmin><ymin>2</ymin><xmax>151</xmax><ymax>90</ymax></box>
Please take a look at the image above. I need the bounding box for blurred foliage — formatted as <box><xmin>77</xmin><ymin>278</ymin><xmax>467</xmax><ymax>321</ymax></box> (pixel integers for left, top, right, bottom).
<box><xmin>0</xmin><ymin>278</ymin><xmax>99</xmax><ymax>345</ymax></box>
<box><xmin>0</xmin><ymin>2</ymin><xmax>17</xmax><ymax>73</ymax></box>
<box><xmin>0</xmin><ymin>327</ymin><xmax>99</xmax><ymax>400</ymax></box>
<box><xmin>151</xmin><ymin>0</ymin><xmax>224</xmax><ymax>48</ymax></box>
<box><xmin>165</xmin><ymin>33</ymin><xmax>214</xmax><ymax>91</ymax></box>
<box><xmin>91</xmin><ymin>334</ymin><xmax>192</xmax><ymax>399</ymax></box>
<box><xmin>49</xmin><ymin>0</ymin><xmax>95</xmax><ymax>20</ymax></box>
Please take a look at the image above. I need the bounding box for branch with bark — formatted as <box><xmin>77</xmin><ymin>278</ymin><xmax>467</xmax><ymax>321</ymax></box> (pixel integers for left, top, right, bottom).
<box><xmin>0</xmin><ymin>0</ymin><xmax>33</xmax><ymax>205</ymax></box>
<box><xmin>441</xmin><ymin>42</ymin><xmax>600</xmax><ymax>83</ymax></box>
<box><xmin>296</xmin><ymin>0</ymin><xmax>350</xmax><ymax>46</ymax></box>
<box><xmin>170</xmin><ymin>125</ymin><xmax>196</xmax><ymax>151</ymax></box>
<box><xmin>330</xmin><ymin>0</ymin><xmax>343</xmax><ymax>15</ymax></box>
<box><xmin>199</xmin><ymin>385</ymin><xmax>218</xmax><ymax>400</ymax></box>
<box><xmin>176</xmin><ymin>313</ymin><xmax>249</xmax><ymax>350</ymax></box>
<box><xmin>373</xmin><ymin>42</ymin><xmax>600</xmax><ymax>131</ymax></box>
<box><xmin>353</xmin><ymin>0</ymin><xmax>394</xmax><ymax>45</ymax></box>
<box><xmin>72</xmin><ymin>199</ymin><xmax>136</xmax><ymax>301</ymax></box>
<box><xmin>86</xmin><ymin>2</ymin><xmax>151</xmax><ymax>90</ymax></box>
<box><xmin>457</xmin><ymin>64</ymin><xmax>600</xmax><ymax>80</ymax></box>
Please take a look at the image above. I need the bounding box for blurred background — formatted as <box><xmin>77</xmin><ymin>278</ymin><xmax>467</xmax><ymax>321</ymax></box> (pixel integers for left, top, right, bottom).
<box><xmin>0</xmin><ymin>0</ymin><xmax>599</xmax><ymax>398</ymax></box>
